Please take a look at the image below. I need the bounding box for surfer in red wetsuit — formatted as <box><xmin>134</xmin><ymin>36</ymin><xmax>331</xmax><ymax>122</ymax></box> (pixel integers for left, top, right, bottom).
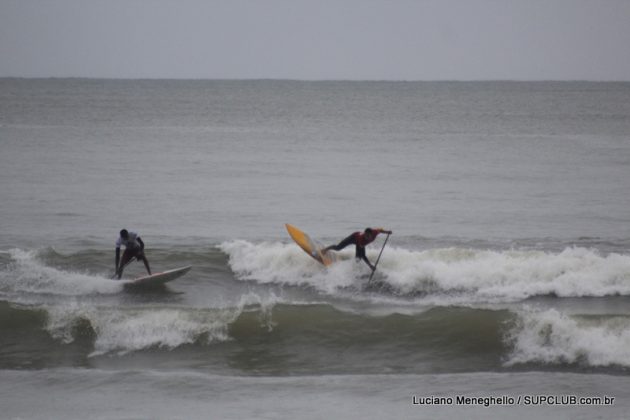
<box><xmin>323</xmin><ymin>228</ymin><xmax>392</xmax><ymax>270</ymax></box>
<box><xmin>115</xmin><ymin>229</ymin><xmax>151</xmax><ymax>279</ymax></box>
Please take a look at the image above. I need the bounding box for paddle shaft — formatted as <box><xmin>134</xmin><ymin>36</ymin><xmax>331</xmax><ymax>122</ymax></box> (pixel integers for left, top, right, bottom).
<box><xmin>368</xmin><ymin>233</ymin><xmax>390</xmax><ymax>282</ymax></box>
<box><xmin>111</xmin><ymin>257</ymin><xmax>136</xmax><ymax>279</ymax></box>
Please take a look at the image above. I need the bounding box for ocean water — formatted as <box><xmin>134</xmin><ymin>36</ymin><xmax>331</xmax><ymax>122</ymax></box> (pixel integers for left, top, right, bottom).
<box><xmin>1</xmin><ymin>79</ymin><xmax>630</xmax><ymax>419</ymax></box>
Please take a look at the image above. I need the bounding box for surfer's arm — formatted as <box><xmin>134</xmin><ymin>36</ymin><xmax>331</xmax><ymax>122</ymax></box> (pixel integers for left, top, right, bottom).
<box><xmin>374</xmin><ymin>228</ymin><xmax>393</xmax><ymax>235</ymax></box>
<box><xmin>137</xmin><ymin>237</ymin><xmax>145</xmax><ymax>251</ymax></box>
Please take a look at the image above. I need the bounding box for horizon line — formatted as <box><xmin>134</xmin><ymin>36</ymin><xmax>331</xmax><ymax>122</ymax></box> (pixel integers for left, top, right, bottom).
<box><xmin>1</xmin><ymin>76</ymin><xmax>629</xmax><ymax>83</ymax></box>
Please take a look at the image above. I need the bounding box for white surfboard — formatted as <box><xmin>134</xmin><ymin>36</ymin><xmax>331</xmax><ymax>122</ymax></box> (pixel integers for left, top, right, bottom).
<box><xmin>123</xmin><ymin>266</ymin><xmax>192</xmax><ymax>288</ymax></box>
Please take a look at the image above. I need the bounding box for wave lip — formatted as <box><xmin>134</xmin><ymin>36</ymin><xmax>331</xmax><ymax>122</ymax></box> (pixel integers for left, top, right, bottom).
<box><xmin>43</xmin><ymin>303</ymin><xmax>240</xmax><ymax>356</ymax></box>
<box><xmin>40</xmin><ymin>291</ymin><xmax>281</xmax><ymax>356</ymax></box>
<box><xmin>506</xmin><ymin>308</ymin><xmax>630</xmax><ymax>368</ymax></box>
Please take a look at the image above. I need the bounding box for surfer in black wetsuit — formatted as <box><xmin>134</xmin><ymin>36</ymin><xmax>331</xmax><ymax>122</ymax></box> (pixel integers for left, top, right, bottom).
<box><xmin>115</xmin><ymin>229</ymin><xmax>151</xmax><ymax>279</ymax></box>
<box><xmin>323</xmin><ymin>228</ymin><xmax>392</xmax><ymax>270</ymax></box>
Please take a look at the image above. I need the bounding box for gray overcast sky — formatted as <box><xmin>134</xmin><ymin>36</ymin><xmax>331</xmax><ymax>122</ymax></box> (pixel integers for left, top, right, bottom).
<box><xmin>1</xmin><ymin>0</ymin><xmax>629</xmax><ymax>80</ymax></box>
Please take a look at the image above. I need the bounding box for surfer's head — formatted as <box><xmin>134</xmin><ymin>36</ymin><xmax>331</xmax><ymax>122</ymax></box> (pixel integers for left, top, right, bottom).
<box><xmin>364</xmin><ymin>228</ymin><xmax>374</xmax><ymax>239</ymax></box>
<box><xmin>120</xmin><ymin>229</ymin><xmax>129</xmax><ymax>239</ymax></box>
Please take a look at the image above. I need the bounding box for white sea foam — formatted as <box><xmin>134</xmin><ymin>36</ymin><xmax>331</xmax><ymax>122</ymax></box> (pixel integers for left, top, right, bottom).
<box><xmin>1</xmin><ymin>249</ymin><xmax>122</xmax><ymax>295</ymax></box>
<box><xmin>382</xmin><ymin>246</ymin><xmax>630</xmax><ymax>300</ymax></box>
<box><xmin>220</xmin><ymin>240</ymin><xmax>362</xmax><ymax>294</ymax></box>
<box><xmin>220</xmin><ymin>241</ymin><xmax>630</xmax><ymax>303</ymax></box>
<box><xmin>506</xmin><ymin>308</ymin><xmax>630</xmax><ymax>367</ymax></box>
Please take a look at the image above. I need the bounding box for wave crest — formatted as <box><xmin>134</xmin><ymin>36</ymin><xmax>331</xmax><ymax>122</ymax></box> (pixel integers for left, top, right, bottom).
<box><xmin>221</xmin><ymin>241</ymin><xmax>630</xmax><ymax>302</ymax></box>
<box><xmin>506</xmin><ymin>308</ymin><xmax>630</xmax><ymax>367</ymax></box>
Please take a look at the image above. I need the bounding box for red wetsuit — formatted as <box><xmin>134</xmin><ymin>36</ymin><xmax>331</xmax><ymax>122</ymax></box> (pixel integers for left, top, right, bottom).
<box><xmin>326</xmin><ymin>229</ymin><xmax>386</xmax><ymax>267</ymax></box>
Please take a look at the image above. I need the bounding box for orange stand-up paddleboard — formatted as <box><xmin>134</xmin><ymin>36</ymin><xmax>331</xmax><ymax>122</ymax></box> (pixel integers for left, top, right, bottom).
<box><xmin>285</xmin><ymin>224</ymin><xmax>337</xmax><ymax>266</ymax></box>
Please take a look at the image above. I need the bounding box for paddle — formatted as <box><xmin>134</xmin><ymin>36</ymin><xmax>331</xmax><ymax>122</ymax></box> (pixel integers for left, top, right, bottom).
<box><xmin>110</xmin><ymin>257</ymin><xmax>136</xmax><ymax>279</ymax></box>
<box><xmin>368</xmin><ymin>233</ymin><xmax>390</xmax><ymax>283</ymax></box>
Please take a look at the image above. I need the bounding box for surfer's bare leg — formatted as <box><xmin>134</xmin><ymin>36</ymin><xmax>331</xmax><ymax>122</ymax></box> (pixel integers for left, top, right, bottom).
<box><xmin>138</xmin><ymin>253</ymin><xmax>151</xmax><ymax>275</ymax></box>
